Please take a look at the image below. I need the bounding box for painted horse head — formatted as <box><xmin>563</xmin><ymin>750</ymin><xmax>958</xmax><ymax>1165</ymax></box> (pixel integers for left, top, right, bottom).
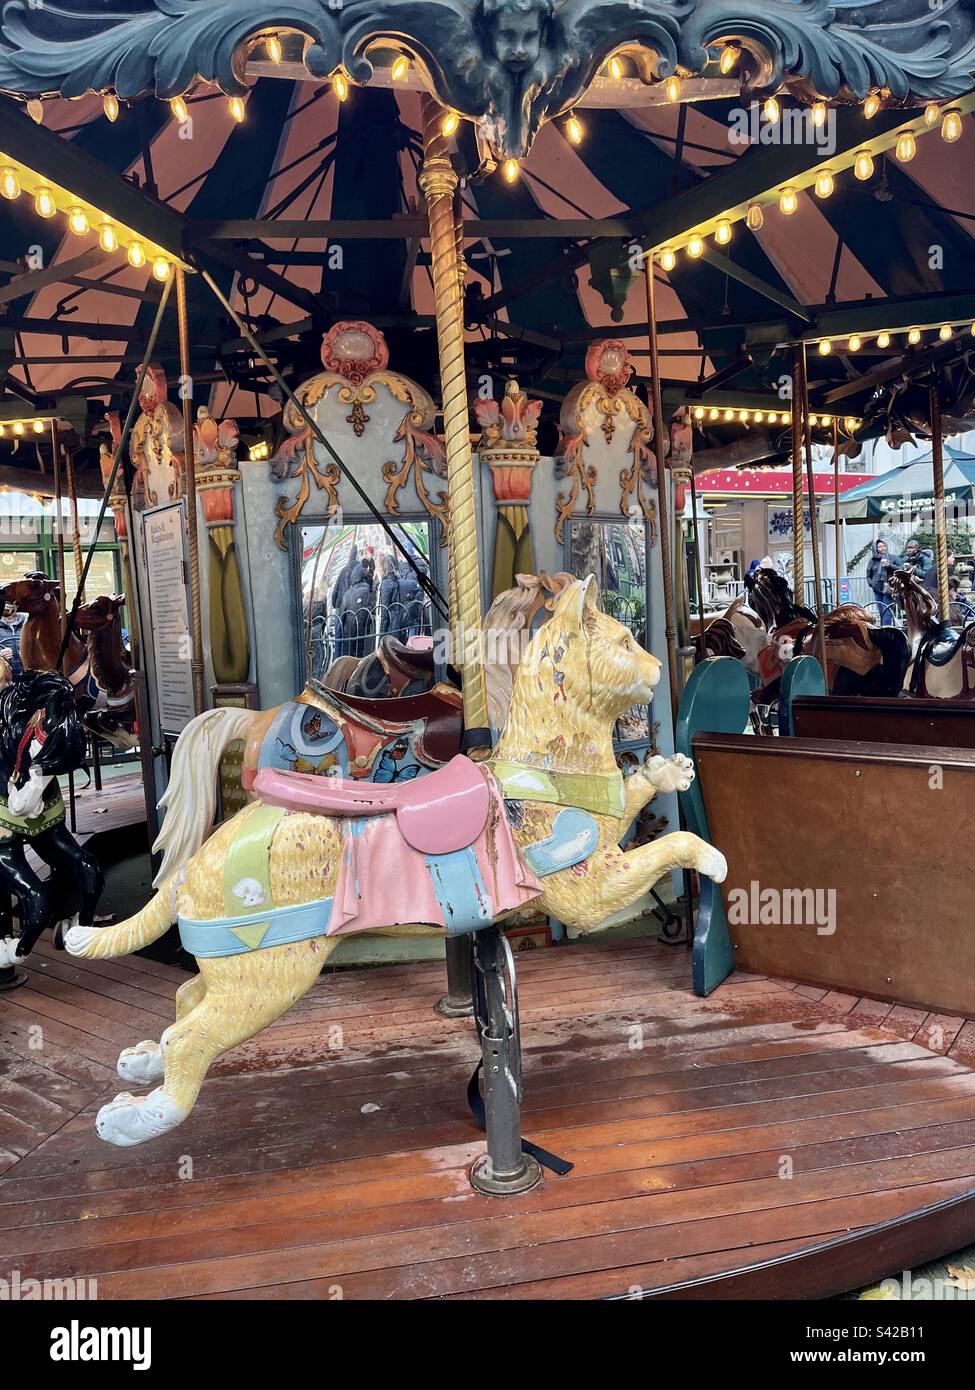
<box><xmin>0</xmin><ymin>669</ymin><xmax>87</xmax><ymax>783</ymax></box>
<box><xmin>744</xmin><ymin>568</ymin><xmax>815</xmax><ymax>632</ymax></box>
<box><xmin>889</xmin><ymin>567</ymin><xmax>938</xmax><ymax>630</ymax></box>
<box><xmin>1</xmin><ymin>572</ymin><xmax>60</xmax><ymax>615</ymax></box>
<box><xmin>74</xmin><ymin>594</ymin><xmax>126</xmax><ymax>634</ymax></box>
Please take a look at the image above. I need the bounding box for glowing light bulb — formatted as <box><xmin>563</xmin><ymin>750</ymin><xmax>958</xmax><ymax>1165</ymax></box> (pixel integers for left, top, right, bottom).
<box><xmin>658</xmin><ymin>247</ymin><xmax>677</xmax><ymax>271</ymax></box>
<box><xmin>0</xmin><ymin>425</ymin><xmax>5</xmax><ymax>437</ymax></box>
<box><xmin>809</xmin><ymin>415</ymin><xmax>819</xmax><ymax>428</ymax></box>
<box><xmin>818</xmin><ymin>338</ymin><xmax>832</xmax><ymax>355</ymax></box>
<box><xmin>754</xmin><ymin>411</ymin><xmax>764</xmax><ymax>423</ymax></box>
<box><xmin>67</xmin><ymin>206</ymin><xmax>89</xmax><ymax>235</ymax></box>
<box><xmin>940</xmin><ymin>324</ymin><xmax>953</xmax><ymax>341</ymax></box>
<box><xmin>738</xmin><ymin>409</ymin><xmax>749</xmax><ymax>422</ymax></box>
<box><xmin>924</xmin><ymin>102</ymin><xmax>940</xmax><ymax>127</ymax></box>
<box><xmin>608</xmin><ymin>56</ymin><xmax>623</xmax><ymax>81</ymax></box>
<box><xmin>708</xmin><ymin>408</ymin><xmax>720</xmax><ymax>421</ymax></box>
<box><xmin>441</xmin><ymin>110</ymin><xmax>459</xmax><ymax>137</ymax></box>
<box><xmin>814</xmin><ymin>168</ymin><xmax>834</xmax><ymax>198</ymax></box>
<box><xmin>941</xmin><ymin>108</ymin><xmax>963</xmax><ymax>142</ymax></box>
<box><xmin>665</xmin><ymin>75</ymin><xmax>681</xmax><ymax>102</ymax></box>
<box><xmin>98</xmin><ymin>223</ymin><xmax>118</xmax><ymax>253</ymax></box>
<box><xmin>103</xmin><ymin>93</ymin><xmax>120</xmax><ymax>123</ymax></box>
<box><xmin>767</xmin><ymin>412</ymin><xmax>777</xmax><ymax>425</ymax></box>
<box><xmin>502</xmin><ymin>157</ymin><xmax>520</xmax><ymax>183</ymax></box>
<box><xmin>719</xmin><ymin>45</ymin><xmax>740</xmax><ymax>76</ymax></box>
<box><xmin>845</xmin><ymin>417</ymin><xmax>858</xmax><ymax>433</ymax></box>
<box><xmin>877</xmin><ymin>331</ymin><xmax>891</xmax><ymax>349</ymax></box>
<box><xmin>228</xmin><ymin>96</ymin><xmax>245</xmax><ymax>123</ymax></box>
<box><xmin>854</xmin><ymin>149</ymin><xmax>874</xmax><ymax>180</ymax></box>
<box><xmin>863</xmin><ymin>92</ymin><xmax>881</xmax><ymax>119</ymax></box>
<box><xmin>746</xmin><ymin>203</ymin><xmax>764</xmax><ymax>231</ymax></box>
<box><xmin>715</xmin><ymin>218</ymin><xmax>732</xmax><ymax>245</ymax></box>
<box><xmin>34</xmin><ymin>187</ymin><xmax>55</xmax><ymax>218</ymax></box>
<box><xmin>764</xmin><ymin>96</ymin><xmax>780</xmax><ymax>123</ymax></box>
<box><xmin>687</xmin><ymin>233</ymin><xmax>704</xmax><ymax>257</ymax></box>
<box><xmin>971</xmin><ymin>323</ymin><xmax>975</xmax><ymax>337</ymax></box>
<box><xmin>32</xmin><ymin>419</ymin><xmax>44</xmax><ymax>434</ymax></box>
<box><xmin>152</xmin><ymin>256</ymin><xmax>170</xmax><ymax>281</ymax></box>
<box><xmin>390</xmin><ymin>55</ymin><xmax>409</xmax><ymax>82</ymax></box>
<box><xmin>778</xmin><ymin>186</ymin><xmax>798</xmax><ymax>215</ymax></box>
<box><xmin>895</xmin><ymin>129</ymin><xmax>916</xmax><ymax>162</ymax></box>
<box><xmin>693</xmin><ymin>407</ymin><xmax>705</xmax><ymax>420</ymax></box>
<box><xmin>13</xmin><ymin>422</ymin><xmax>24</xmax><ymax>435</ymax></box>
<box><xmin>266</xmin><ymin>34</ymin><xmax>283</xmax><ymax>65</ymax></box>
<box><xmin>906</xmin><ymin>327</ymin><xmax>921</xmax><ymax>345</ymax></box>
<box><xmin>127</xmin><ymin>241</ymin><xmax>146</xmax><ymax>269</ymax></box>
<box><xmin>812</xmin><ymin>100</ymin><xmax>827</xmax><ymax>128</ymax></box>
<box><xmin>848</xmin><ymin>335</ymin><xmax>861</xmax><ymax>352</ymax></box>
<box><xmin>0</xmin><ymin>167</ymin><xmax>20</xmax><ymax>200</ymax></box>
<box><xmin>170</xmin><ymin>95</ymin><xmax>189</xmax><ymax>122</ymax></box>
<box><xmin>565</xmin><ymin>113</ymin><xmax>583</xmax><ymax>145</ymax></box>
<box><xmin>332</xmin><ymin>71</ymin><xmax>349</xmax><ymax>102</ymax></box>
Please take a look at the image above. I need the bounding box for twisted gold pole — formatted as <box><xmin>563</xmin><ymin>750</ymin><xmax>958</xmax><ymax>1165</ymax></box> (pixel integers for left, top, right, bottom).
<box><xmin>176</xmin><ymin>266</ymin><xmax>206</xmax><ymax>715</ymax></box>
<box><xmin>419</xmin><ymin>97</ymin><xmax>488</xmax><ymax>732</ymax></box>
<box><xmin>790</xmin><ymin>350</ymin><xmax>805</xmax><ymax>597</ymax></box>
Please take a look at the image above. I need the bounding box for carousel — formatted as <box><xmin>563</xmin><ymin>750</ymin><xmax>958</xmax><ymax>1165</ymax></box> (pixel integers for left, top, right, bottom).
<box><xmin>0</xmin><ymin>0</ymin><xmax>974</xmax><ymax>1302</ymax></box>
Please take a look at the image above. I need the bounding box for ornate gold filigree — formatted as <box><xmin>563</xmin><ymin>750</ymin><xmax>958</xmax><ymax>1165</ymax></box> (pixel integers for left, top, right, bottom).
<box><xmin>383</xmin><ymin>409</ymin><xmax>449</xmax><ymax>543</ymax></box>
<box><xmin>619</xmin><ymin>422</ymin><xmax>658</xmax><ymax>545</ymax></box>
<box><xmin>554</xmin><ymin>432</ymin><xmax>597</xmax><ymax>544</ymax></box>
<box><xmin>273</xmin><ymin>438</ymin><xmax>340</xmax><ymax>551</ymax></box>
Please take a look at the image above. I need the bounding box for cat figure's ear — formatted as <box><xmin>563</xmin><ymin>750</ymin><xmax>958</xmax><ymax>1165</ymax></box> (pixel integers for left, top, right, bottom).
<box><xmin>550</xmin><ymin>575</ymin><xmax>599</xmax><ymax>631</ymax></box>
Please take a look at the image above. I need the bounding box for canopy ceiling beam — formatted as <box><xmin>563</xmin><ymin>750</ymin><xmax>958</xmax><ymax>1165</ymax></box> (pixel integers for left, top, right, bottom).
<box><xmin>194</xmin><ymin>217</ymin><xmax>636</xmax><ymax>240</ymax></box>
<box><xmin>0</xmin><ymin>247</ymin><xmax>106</xmax><ymax>306</ymax></box>
<box><xmin>699</xmin><ymin>247</ymin><xmax>809</xmax><ymax>322</ymax></box>
<box><xmin>472</xmin><ymin>107</ymin><xmax>912</xmax><ymax>320</ymax></box>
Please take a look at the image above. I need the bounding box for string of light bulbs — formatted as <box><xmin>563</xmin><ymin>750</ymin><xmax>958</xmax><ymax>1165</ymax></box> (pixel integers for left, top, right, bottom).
<box><xmin>687</xmin><ymin>405</ymin><xmax>861</xmax><ymax>433</ymax></box>
<box><xmin>0</xmin><ymin>418</ymin><xmax>53</xmax><ymax>437</ymax></box>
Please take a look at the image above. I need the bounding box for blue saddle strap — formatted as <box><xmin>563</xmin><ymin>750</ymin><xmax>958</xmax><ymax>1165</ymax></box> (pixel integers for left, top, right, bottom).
<box><xmin>178</xmin><ymin>896</ymin><xmax>334</xmax><ymax>959</ymax></box>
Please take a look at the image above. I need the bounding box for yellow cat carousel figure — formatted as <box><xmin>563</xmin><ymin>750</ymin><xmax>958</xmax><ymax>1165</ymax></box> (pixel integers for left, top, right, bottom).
<box><xmin>66</xmin><ymin>577</ymin><xmax>726</xmax><ymax>1147</ymax></box>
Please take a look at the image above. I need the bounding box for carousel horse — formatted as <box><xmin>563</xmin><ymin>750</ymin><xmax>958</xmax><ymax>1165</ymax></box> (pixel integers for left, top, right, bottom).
<box><xmin>323</xmin><ymin>633</ymin><xmax>437</xmax><ymax>699</ymax></box>
<box><xmin>689</xmin><ymin>593</ymin><xmax>765</xmax><ymax>676</ymax></box>
<box><xmin>745</xmin><ymin>568</ymin><xmax>909</xmax><ymax>703</ymax></box>
<box><xmin>151</xmin><ymin>571</ymin><xmax>574</xmax><ymax>886</ymax></box>
<box><xmin>0</xmin><ymin>575</ymin><xmax>137</xmax><ymax>746</ymax></box>
<box><xmin>0</xmin><ymin>671</ymin><xmax>105</xmax><ymax>988</ymax></box>
<box><xmin>64</xmin><ymin>576</ymin><xmax>726</xmax><ymax>1145</ymax></box>
<box><xmin>890</xmin><ymin>567</ymin><xmax>975</xmax><ymax>700</ymax></box>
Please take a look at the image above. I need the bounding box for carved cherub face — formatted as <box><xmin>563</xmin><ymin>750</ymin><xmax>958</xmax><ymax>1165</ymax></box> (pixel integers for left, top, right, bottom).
<box><xmin>482</xmin><ymin>0</ymin><xmax>548</xmax><ymax>72</ymax></box>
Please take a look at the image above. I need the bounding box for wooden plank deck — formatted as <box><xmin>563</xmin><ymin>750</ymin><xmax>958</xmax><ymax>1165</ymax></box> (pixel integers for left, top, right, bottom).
<box><xmin>2</xmin><ymin>935</ymin><xmax>975</xmax><ymax>1299</ymax></box>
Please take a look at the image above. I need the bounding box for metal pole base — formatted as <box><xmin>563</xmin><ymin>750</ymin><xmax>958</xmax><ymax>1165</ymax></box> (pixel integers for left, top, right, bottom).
<box><xmin>434</xmin><ymin>994</ymin><xmax>474</xmax><ymax>1018</ymax></box>
<box><xmin>470</xmin><ymin>1151</ymin><xmax>542</xmax><ymax>1197</ymax></box>
<box><xmin>0</xmin><ymin>966</ymin><xmax>28</xmax><ymax>991</ymax></box>
<box><xmin>435</xmin><ymin>933</ymin><xmax>474</xmax><ymax>1017</ymax></box>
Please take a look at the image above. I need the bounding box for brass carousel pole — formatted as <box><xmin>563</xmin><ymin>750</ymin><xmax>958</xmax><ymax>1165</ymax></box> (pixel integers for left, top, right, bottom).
<box><xmin>689</xmin><ymin>467</ymin><xmax>707</xmax><ymax>657</ymax></box>
<box><xmin>833</xmin><ymin>417</ymin><xmax>841</xmax><ymax>607</ymax></box>
<box><xmin>930</xmin><ymin>382</ymin><xmax>950</xmax><ymax>618</ymax></box>
<box><xmin>644</xmin><ymin>259</ymin><xmax>679</xmax><ymax>720</ymax></box>
<box><xmin>421</xmin><ymin>102</ymin><xmax>539</xmax><ymax>1195</ymax></box>
<box><xmin>790</xmin><ymin>349</ymin><xmax>805</xmax><ymax>602</ymax></box>
<box><xmin>798</xmin><ymin>345</ymin><xmax>828</xmax><ymax>669</ymax></box>
<box><xmin>49</xmin><ymin>419</ymin><xmax>69</xmax><ymax>671</ymax></box>
<box><xmin>418</xmin><ymin>96</ymin><xmax>488</xmax><ymax>737</ymax></box>
<box><xmin>64</xmin><ymin>446</ymin><xmax>84</xmax><ymax>593</ymax></box>
<box><xmin>175</xmin><ymin>267</ymin><xmax>206</xmax><ymax>716</ymax></box>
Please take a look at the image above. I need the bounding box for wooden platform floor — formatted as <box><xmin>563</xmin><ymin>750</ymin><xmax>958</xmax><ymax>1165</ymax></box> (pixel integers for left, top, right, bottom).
<box><xmin>2</xmin><ymin>935</ymin><xmax>975</xmax><ymax>1299</ymax></box>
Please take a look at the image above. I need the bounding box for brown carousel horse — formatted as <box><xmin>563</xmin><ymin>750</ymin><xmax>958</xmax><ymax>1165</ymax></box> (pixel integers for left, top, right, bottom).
<box><xmin>743</xmin><ymin>568</ymin><xmax>910</xmax><ymax>719</ymax></box>
<box><xmin>0</xmin><ymin>576</ymin><xmax>137</xmax><ymax>747</ymax></box>
<box><xmin>890</xmin><ymin>567</ymin><xmax>975</xmax><ymax>700</ymax></box>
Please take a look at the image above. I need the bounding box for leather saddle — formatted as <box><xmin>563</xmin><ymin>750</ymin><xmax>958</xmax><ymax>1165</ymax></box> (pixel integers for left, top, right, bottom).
<box><xmin>326</xmin><ymin>636</ymin><xmax>438</xmax><ymax>699</ymax></box>
<box><xmin>253</xmin><ymin>754</ymin><xmax>490</xmax><ymax>854</ymax></box>
<box><xmin>917</xmin><ymin>623</ymin><xmax>972</xmax><ymax>668</ymax></box>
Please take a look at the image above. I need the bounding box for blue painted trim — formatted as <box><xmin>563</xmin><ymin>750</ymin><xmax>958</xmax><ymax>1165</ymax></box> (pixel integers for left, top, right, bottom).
<box><xmin>675</xmin><ymin>657</ymin><xmax>751</xmax><ymax>997</ymax></box>
<box><xmin>179</xmin><ymin>896</ymin><xmax>333</xmax><ymax>958</ymax></box>
<box><xmin>778</xmin><ymin>655</ymin><xmax>827</xmax><ymax>736</ymax></box>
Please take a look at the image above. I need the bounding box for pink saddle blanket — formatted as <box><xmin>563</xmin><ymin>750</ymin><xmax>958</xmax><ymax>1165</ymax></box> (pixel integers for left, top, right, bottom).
<box><xmin>328</xmin><ymin>768</ymin><xmax>542</xmax><ymax>938</ymax></box>
<box><xmin>253</xmin><ymin>755</ymin><xmax>489</xmax><ymax>855</ymax></box>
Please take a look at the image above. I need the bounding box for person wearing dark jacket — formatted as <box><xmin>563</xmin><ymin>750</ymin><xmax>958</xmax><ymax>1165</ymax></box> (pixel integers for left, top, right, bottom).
<box><xmin>330</xmin><ymin>544</ymin><xmax>358</xmax><ymax>611</ymax></box>
<box><xmin>866</xmin><ymin>538</ymin><xmax>899</xmax><ymax>626</ymax></box>
<box><xmin>341</xmin><ymin>561</ymin><xmax>375</xmax><ymax>657</ymax></box>
<box><xmin>903</xmin><ymin>538</ymin><xmax>934</xmax><ymax>581</ymax></box>
<box><xmin>923</xmin><ymin>549</ymin><xmax>955</xmax><ymax>611</ymax></box>
<box><xmin>376</xmin><ymin>552</ymin><xmax>401</xmax><ymax>637</ymax></box>
<box><xmin>398</xmin><ymin>556</ymin><xmax>426</xmax><ymax>638</ymax></box>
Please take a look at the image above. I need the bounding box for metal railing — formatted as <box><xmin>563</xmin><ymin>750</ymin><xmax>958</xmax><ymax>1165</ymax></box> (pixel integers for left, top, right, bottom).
<box><xmin>307</xmin><ymin>599</ymin><xmax>433</xmax><ymax>680</ymax></box>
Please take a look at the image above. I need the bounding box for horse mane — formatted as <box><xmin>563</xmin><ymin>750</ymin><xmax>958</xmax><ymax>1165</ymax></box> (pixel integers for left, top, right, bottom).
<box><xmin>0</xmin><ymin>669</ymin><xmax>86</xmax><ymax>777</ymax></box>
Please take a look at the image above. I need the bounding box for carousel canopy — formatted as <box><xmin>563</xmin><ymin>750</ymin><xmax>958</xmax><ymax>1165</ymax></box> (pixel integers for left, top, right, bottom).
<box><xmin>818</xmin><ymin>445</ymin><xmax>975</xmax><ymax>522</ymax></box>
<box><xmin>1</xmin><ymin>1</ymin><xmax>975</xmax><ymax>491</ymax></box>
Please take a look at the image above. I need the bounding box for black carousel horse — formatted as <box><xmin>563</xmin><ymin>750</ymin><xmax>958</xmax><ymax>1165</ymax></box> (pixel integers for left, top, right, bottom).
<box><xmin>743</xmin><ymin>569</ymin><xmax>910</xmax><ymax>724</ymax></box>
<box><xmin>0</xmin><ymin>671</ymin><xmax>105</xmax><ymax>989</ymax></box>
